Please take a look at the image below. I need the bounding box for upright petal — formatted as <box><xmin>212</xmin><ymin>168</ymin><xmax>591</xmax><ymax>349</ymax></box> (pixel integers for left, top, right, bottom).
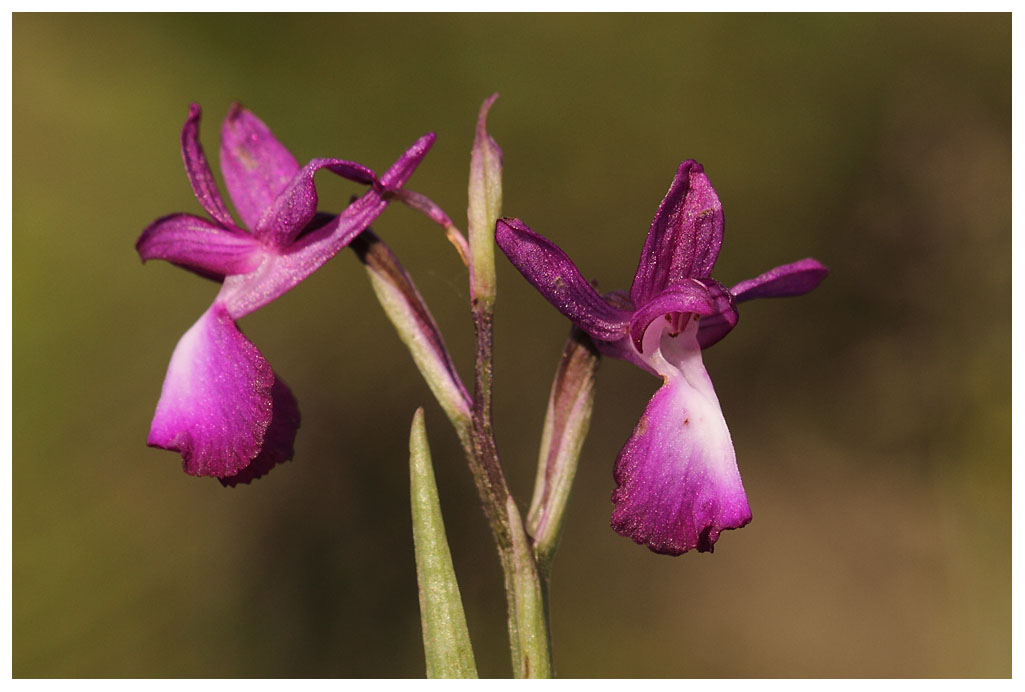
<box><xmin>731</xmin><ymin>258</ymin><xmax>829</xmax><ymax>302</ymax></box>
<box><xmin>180</xmin><ymin>103</ymin><xmax>237</xmax><ymax>229</ymax></box>
<box><xmin>220</xmin><ymin>103</ymin><xmax>301</xmax><ymax>229</ymax></box>
<box><xmin>611</xmin><ymin>318</ymin><xmax>751</xmax><ymax>555</ymax></box>
<box><xmin>254</xmin><ymin>158</ymin><xmax>378</xmax><ymax>247</ymax></box>
<box><xmin>137</xmin><ymin>213</ymin><xmax>266</xmax><ymax>278</ymax></box>
<box><xmin>630</xmin><ymin>160</ymin><xmax>724</xmax><ymax>306</ymax></box>
<box><xmin>147</xmin><ymin>304</ymin><xmax>291</xmax><ymax>479</ymax></box>
<box><xmin>219</xmin><ymin>378</ymin><xmax>301</xmax><ymax>487</ymax></box>
<box><xmin>496</xmin><ymin>218</ymin><xmax>632</xmax><ymax>341</ymax></box>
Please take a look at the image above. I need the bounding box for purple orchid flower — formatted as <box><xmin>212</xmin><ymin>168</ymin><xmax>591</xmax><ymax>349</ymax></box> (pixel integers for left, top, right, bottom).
<box><xmin>137</xmin><ymin>103</ymin><xmax>434</xmax><ymax>486</ymax></box>
<box><xmin>496</xmin><ymin>160</ymin><xmax>828</xmax><ymax>555</ymax></box>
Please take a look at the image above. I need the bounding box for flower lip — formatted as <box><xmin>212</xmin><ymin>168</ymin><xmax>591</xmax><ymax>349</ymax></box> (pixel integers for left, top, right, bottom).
<box><xmin>611</xmin><ymin>317</ymin><xmax>751</xmax><ymax>555</ymax></box>
<box><xmin>218</xmin><ymin>377</ymin><xmax>301</xmax><ymax>487</ymax></box>
<box><xmin>146</xmin><ymin>304</ymin><xmax>286</xmax><ymax>479</ymax></box>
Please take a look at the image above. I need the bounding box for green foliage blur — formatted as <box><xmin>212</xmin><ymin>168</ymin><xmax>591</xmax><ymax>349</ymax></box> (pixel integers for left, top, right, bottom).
<box><xmin>13</xmin><ymin>13</ymin><xmax>1009</xmax><ymax>678</ymax></box>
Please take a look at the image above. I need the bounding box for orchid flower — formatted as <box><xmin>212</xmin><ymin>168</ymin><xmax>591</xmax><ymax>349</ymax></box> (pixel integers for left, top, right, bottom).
<box><xmin>137</xmin><ymin>103</ymin><xmax>433</xmax><ymax>486</ymax></box>
<box><xmin>496</xmin><ymin>160</ymin><xmax>828</xmax><ymax>554</ymax></box>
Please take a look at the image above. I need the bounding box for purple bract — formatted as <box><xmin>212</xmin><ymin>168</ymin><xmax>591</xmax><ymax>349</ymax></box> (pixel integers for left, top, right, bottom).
<box><xmin>496</xmin><ymin>160</ymin><xmax>828</xmax><ymax>554</ymax></box>
<box><xmin>137</xmin><ymin>103</ymin><xmax>433</xmax><ymax>485</ymax></box>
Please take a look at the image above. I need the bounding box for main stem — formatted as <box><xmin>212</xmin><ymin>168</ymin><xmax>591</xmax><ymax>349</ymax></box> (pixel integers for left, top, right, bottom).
<box><xmin>470</xmin><ymin>308</ymin><xmax>552</xmax><ymax>678</ymax></box>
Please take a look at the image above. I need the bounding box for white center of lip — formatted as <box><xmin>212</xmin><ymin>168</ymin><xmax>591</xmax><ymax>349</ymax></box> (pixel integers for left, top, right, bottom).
<box><xmin>638</xmin><ymin>312</ymin><xmax>737</xmax><ymax>476</ymax></box>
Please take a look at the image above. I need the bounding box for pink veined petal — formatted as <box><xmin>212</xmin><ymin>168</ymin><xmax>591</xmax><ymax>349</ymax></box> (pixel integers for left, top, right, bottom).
<box><xmin>628</xmin><ymin>280</ymin><xmax>718</xmax><ymax>353</ymax></box>
<box><xmin>695</xmin><ymin>278</ymin><xmax>739</xmax><ymax>349</ymax></box>
<box><xmin>220</xmin><ymin>103</ymin><xmax>301</xmax><ymax>229</ymax></box>
<box><xmin>219</xmin><ymin>377</ymin><xmax>301</xmax><ymax>487</ymax></box>
<box><xmin>254</xmin><ymin>157</ymin><xmax>378</xmax><ymax>247</ymax></box>
<box><xmin>147</xmin><ymin>304</ymin><xmax>285</xmax><ymax>479</ymax></box>
<box><xmin>218</xmin><ymin>134</ymin><xmax>436</xmax><ymax>320</ymax></box>
<box><xmin>732</xmin><ymin>257</ymin><xmax>829</xmax><ymax>302</ymax></box>
<box><xmin>136</xmin><ymin>213</ymin><xmax>266</xmax><ymax>278</ymax></box>
<box><xmin>496</xmin><ymin>218</ymin><xmax>633</xmax><ymax>341</ymax></box>
<box><xmin>630</xmin><ymin>160</ymin><xmax>724</xmax><ymax>306</ymax></box>
<box><xmin>180</xmin><ymin>103</ymin><xmax>237</xmax><ymax>229</ymax></box>
<box><xmin>611</xmin><ymin>320</ymin><xmax>751</xmax><ymax>555</ymax></box>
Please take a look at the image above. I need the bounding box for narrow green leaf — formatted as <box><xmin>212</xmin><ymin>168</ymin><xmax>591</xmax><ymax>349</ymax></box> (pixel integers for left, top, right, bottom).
<box><xmin>409</xmin><ymin>408</ymin><xmax>478</xmax><ymax>679</ymax></box>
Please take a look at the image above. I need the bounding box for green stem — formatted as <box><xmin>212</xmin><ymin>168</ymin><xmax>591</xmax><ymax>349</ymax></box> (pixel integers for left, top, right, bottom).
<box><xmin>374</xmin><ymin>93</ymin><xmax>554</xmax><ymax>677</ymax></box>
<box><xmin>470</xmin><ymin>310</ymin><xmax>553</xmax><ymax>678</ymax></box>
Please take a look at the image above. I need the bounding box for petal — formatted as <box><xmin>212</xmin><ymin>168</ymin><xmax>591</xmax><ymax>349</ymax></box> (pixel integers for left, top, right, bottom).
<box><xmin>136</xmin><ymin>213</ymin><xmax>265</xmax><ymax>278</ymax></box>
<box><xmin>219</xmin><ymin>377</ymin><xmax>301</xmax><ymax>487</ymax></box>
<box><xmin>695</xmin><ymin>278</ymin><xmax>739</xmax><ymax>349</ymax></box>
<box><xmin>630</xmin><ymin>160</ymin><xmax>724</xmax><ymax>306</ymax></box>
<box><xmin>610</xmin><ymin>329</ymin><xmax>751</xmax><ymax>555</ymax></box>
<box><xmin>496</xmin><ymin>218</ymin><xmax>632</xmax><ymax>341</ymax></box>
<box><xmin>147</xmin><ymin>304</ymin><xmax>284</xmax><ymax>479</ymax></box>
<box><xmin>732</xmin><ymin>258</ymin><xmax>829</xmax><ymax>302</ymax></box>
<box><xmin>218</xmin><ymin>134</ymin><xmax>435</xmax><ymax>320</ymax></box>
<box><xmin>180</xmin><ymin>103</ymin><xmax>237</xmax><ymax>229</ymax></box>
<box><xmin>220</xmin><ymin>103</ymin><xmax>301</xmax><ymax>229</ymax></box>
<box><xmin>254</xmin><ymin>157</ymin><xmax>378</xmax><ymax>247</ymax></box>
<box><xmin>628</xmin><ymin>280</ymin><xmax>718</xmax><ymax>353</ymax></box>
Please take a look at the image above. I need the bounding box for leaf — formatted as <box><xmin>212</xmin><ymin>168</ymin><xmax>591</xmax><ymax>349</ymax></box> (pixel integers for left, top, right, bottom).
<box><xmin>409</xmin><ymin>408</ymin><xmax>478</xmax><ymax>679</ymax></box>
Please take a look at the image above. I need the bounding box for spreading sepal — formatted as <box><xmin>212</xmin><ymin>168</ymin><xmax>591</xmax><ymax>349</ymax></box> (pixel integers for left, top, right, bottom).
<box><xmin>136</xmin><ymin>213</ymin><xmax>265</xmax><ymax>278</ymax></box>
<box><xmin>732</xmin><ymin>257</ymin><xmax>830</xmax><ymax>302</ymax></box>
<box><xmin>496</xmin><ymin>218</ymin><xmax>632</xmax><ymax>341</ymax></box>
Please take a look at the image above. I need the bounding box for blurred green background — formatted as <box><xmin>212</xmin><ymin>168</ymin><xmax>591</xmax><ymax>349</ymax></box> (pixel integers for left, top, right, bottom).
<box><xmin>13</xmin><ymin>13</ymin><xmax>1009</xmax><ymax>678</ymax></box>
